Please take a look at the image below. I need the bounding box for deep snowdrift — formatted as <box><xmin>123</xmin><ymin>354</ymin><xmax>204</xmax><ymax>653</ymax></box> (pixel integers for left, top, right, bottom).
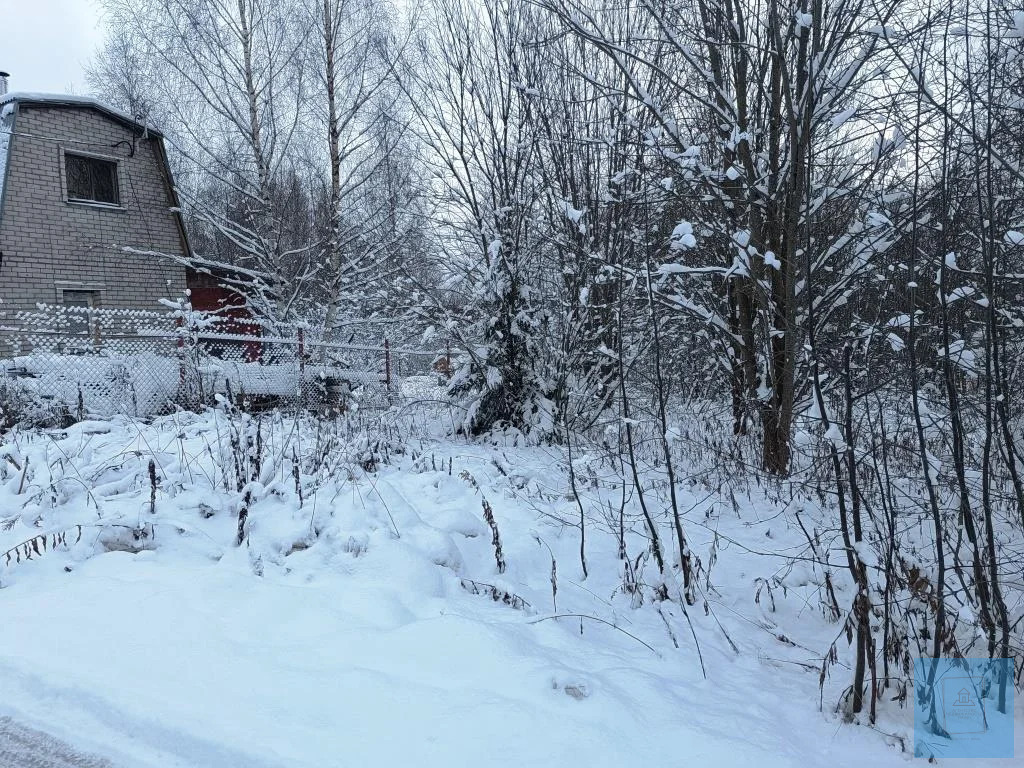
<box><xmin>0</xmin><ymin>410</ymin><xmax>1019</xmax><ymax>766</ymax></box>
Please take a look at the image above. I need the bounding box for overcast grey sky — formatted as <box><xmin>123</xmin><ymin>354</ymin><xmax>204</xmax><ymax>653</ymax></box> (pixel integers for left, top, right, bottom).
<box><xmin>0</xmin><ymin>0</ymin><xmax>105</xmax><ymax>94</ymax></box>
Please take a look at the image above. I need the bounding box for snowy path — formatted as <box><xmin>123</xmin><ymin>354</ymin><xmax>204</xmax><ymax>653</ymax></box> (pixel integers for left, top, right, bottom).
<box><xmin>0</xmin><ymin>717</ymin><xmax>113</xmax><ymax>768</ymax></box>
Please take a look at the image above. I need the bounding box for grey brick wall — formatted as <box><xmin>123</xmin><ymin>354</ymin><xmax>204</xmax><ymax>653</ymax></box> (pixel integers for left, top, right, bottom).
<box><xmin>0</xmin><ymin>104</ymin><xmax>188</xmax><ymax>319</ymax></box>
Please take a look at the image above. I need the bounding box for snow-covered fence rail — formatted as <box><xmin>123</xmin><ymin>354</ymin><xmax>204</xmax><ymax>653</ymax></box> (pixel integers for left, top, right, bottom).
<box><xmin>0</xmin><ymin>305</ymin><xmax>456</xmax><ymax>419</ymax></box>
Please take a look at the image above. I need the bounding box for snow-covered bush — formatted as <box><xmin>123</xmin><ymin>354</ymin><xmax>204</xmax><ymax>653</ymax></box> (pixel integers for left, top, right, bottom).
<box><xmin>11</xmin><ymin>352</ymin><xmax>180</xmax><ymax>419</ymax></box>
<box><xmin>446</xmin><ymin>240</ymin><xmax>557</xmax><ymax>443</ymax></box>
<box><xmin>0</xmin><ymin>377</ymin><xmax>75</xmax><ymax>432</ymax></box>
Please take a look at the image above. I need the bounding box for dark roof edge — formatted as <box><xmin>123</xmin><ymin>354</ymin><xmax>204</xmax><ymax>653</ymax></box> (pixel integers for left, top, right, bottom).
<box><xmin>0</xmin><ymin>92</ymin><xmax>163</xmax><ymax>137</ymax></box>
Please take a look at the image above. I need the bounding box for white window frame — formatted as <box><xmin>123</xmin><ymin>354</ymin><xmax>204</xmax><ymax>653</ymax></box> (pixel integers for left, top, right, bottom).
<box><xmin>59</xmin><ymin>147</ymin><xmax>126</xmax><ymax>210</ymax></box>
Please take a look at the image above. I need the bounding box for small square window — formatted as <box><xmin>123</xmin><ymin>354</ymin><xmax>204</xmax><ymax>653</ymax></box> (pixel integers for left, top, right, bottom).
<box><xmin>65</xmin><ymin>153</ymin><xmax>120</xmax><ymax>205</ymax></box>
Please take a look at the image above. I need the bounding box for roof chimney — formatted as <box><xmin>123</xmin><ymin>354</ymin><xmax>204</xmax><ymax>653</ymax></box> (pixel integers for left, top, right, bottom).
<box><xmin>0</xmin><ymin>72</ymin><xmax>8</xmax><ymax>96</ymax></box>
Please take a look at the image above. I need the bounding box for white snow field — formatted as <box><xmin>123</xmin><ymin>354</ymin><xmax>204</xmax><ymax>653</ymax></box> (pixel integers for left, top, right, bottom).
<box><xmin>0</xmin><ymin>410</ymin><xmax>1020</xmax><ymax>767</ymax></box>
<box><xmin>0</xmin><ymin>717</ymin><xmax>113</xmax><ymax>768</ymax></box>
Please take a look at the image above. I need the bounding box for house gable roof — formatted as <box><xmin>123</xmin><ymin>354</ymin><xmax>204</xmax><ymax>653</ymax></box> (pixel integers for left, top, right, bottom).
<box><xmin>0</xmin><ymin>92</ymin><xmax>164</xmax><ymax>137</ymax></box>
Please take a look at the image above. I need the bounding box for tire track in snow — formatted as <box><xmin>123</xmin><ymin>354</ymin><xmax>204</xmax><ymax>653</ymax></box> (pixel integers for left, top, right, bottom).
<box><xmin>0</xmin><ymin>660</ymin><xmax>287</xmax><ymax>768</ymax></box>
<box><xmin>0</xmin><ymin>717</ymin><xmax>113</xmax><ymax>768</ymax></box>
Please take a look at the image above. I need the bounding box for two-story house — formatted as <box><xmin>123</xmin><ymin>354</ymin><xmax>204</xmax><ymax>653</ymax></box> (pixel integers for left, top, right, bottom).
<box><xmin>0</xmin><ymin>91</ymin><xmax>191</xmax><ymax>323</ymax></box>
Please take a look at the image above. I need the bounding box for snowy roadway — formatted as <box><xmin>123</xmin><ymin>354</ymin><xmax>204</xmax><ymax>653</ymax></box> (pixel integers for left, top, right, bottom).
<box><xmin>0</xmin><ymin>717</ymin><xmax>113</xmax><ymax>768</ymax></box>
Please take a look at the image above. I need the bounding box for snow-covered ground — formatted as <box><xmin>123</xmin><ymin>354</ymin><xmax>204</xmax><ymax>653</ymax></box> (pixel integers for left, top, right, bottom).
<box><xmin>0</xmin><ymin>717</ymin><xmax>113</xmax><ymax>768</ymax></box>
<box><xmin>0</xmin><ymin>410</ymin><xmax>1019</xmax><ymax>766</ymax></box>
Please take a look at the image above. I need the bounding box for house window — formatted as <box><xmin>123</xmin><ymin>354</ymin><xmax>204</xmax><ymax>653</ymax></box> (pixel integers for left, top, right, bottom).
<box><xmin>65</xmin><ymin>153</ymin><xmax>120</xmax><ymax>205</ymax></box>
<box><xmin>62</xmin><ymin>290</ymin><xmax>99</xmax><ymax>336</ymax></box>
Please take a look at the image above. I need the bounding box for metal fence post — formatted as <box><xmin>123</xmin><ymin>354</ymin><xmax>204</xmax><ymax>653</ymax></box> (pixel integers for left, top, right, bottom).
<box><xmin>176</xmin><ymin>314</ymin><xmax>186</xmax><ymax>402</ymax></box>
<box><xmin>297</xmin><ymin>326</ymin><xmax>306</xmax><ymax>405</ymax></box>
